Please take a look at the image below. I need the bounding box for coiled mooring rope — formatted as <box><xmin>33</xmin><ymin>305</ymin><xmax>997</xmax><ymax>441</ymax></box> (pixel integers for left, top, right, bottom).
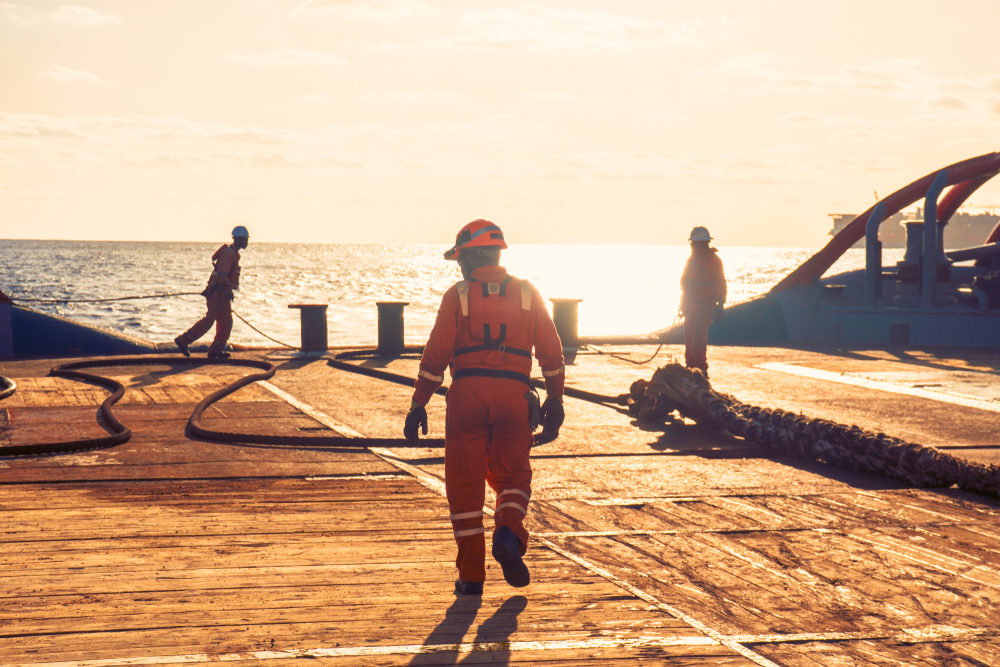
<box><xmin>627</xmin><ymin>363</ymin><xmax>1000</xmax><ymax>498</ymax></box>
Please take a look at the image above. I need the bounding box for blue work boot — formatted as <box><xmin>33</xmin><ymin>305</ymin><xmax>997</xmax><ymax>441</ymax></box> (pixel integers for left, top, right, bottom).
<box><xmin>492</xmin><ymin>526</ymin><xmax>530</xmax><ymax>588</ymax></box>
<box><xmin>174</xmin><ymin>337</ymin><xmax>190</xmax><ymax>358</ymax></box>
<box><xmin>454</xmin><ymin>579</ymin><xmax>483</xmax><ymax>596</ymax></box>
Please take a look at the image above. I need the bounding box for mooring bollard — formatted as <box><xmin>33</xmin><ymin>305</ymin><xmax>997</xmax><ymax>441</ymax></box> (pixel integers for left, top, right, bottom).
<box><xmin>288</xmin><ymin>303</ymin><xmax>328</xmax><ymax>352</ymax></box>
<box><xmin>376</xmin><ymin>301</ymin><xmax>408</xmax><ymax>354</ymax></box>
<box><xmin>550</xmin><ymin>298</ymin><xmax>582</xmax><ymax>348</ymax></box>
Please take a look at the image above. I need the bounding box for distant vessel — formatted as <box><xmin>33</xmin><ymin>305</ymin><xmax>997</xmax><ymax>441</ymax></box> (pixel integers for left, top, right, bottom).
<box><xmin>660</xmin><ymin>150</ymin><xmax>1000</xmax><ymax>348</ymax></box>
<box><xmin>830</xmin><ymin>209</ymin><xmax>1000</xmax><ymax>249</ymax></box>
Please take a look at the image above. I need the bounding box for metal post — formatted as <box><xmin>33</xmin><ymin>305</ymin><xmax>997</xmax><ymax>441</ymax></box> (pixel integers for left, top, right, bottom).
<box><xmin>287</xmin><ymin>304</ymin><xmax>328</xmax><ymax>352</ymax></box>
<box><xmin>864</xmin><ymin>202</ymin><xmax>886</xmax><ymax>308</ymax></box>
<box><xmin>922</xmin><ymin>170</ymin><xmax>949</xmax><ymax>309</ymax></box>
<box><xmin>550</xmin><ymin>298</ymin><xmax>582</xmax><ymax>348</ymax></box>
<box><xmin>376</xmin><ymin>301</ymin><xmax>408</xmax><ymax>355</ymax></box>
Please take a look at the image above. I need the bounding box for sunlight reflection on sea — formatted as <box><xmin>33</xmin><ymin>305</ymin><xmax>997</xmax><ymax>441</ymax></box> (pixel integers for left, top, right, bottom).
<box><xmin>0</xmin><ymin>241</ymin><xmax>901</xmax><ymax>348</ymax></box>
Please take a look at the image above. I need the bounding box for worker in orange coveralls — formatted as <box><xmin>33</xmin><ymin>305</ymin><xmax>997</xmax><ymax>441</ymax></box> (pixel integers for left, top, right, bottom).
<box><xmin>174</xmin><ymin>226</ymin><xmax>249</xmax><ymax>360</ymax></box>
<box><xmin>404</xmin><ymin>219</ymin><xmax>565</xmax><ymax>596</ymax></box>
<box><xmin>680</xmin><ymin>226</ymin><xmax>727</xmax><ymax>378</ymax></box>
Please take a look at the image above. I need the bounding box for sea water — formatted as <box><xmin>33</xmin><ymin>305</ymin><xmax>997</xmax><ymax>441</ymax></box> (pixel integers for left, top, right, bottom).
<box><xmin>0</xmin><ymin>240</ymin><xmax>899</xmax><ymax>348</ymax></box>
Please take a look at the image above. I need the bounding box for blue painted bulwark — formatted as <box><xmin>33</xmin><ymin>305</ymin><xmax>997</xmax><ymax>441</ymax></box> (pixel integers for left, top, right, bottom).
<box><xmin>658</xmin><ymin>294</ymin><xmax>790</xmax><ymax>346</ymax></box>
<box><xmin>8</xmin><ymin>306</ymin><xmax>157</xmax><ymax>359</ymax></box>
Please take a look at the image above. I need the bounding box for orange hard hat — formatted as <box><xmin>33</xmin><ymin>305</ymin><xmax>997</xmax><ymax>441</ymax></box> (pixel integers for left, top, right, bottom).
<box><xmin>443</xmin><ymin>219</ymin><xmax>508</xmax><ymax>260</ymax></box>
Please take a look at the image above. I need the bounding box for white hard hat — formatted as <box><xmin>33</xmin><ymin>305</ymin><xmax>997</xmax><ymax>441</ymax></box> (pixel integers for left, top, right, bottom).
<box><xmin>689</xmin><ymin>226</ymin><xmax>711</xmax><ymax>242</ymax></box>
<box><xmin>232</xmin><ymin>225</ymin><xmax>250</xmax><ymax>239</ymax></box>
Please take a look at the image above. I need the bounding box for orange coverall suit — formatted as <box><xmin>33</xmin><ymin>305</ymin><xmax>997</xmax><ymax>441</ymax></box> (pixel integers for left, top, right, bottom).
<box><xmin>177</xmin><ymin>245</ymin><xmax>241</xmax><ymax>355</ymax></box>
<box><xmin>680</xmin><ymin>245</ymin><xmax>726</xmax><ymax>374</ymax></box>
<box><xmin>412</xmin><ymin>265</ymin><xmax>565</xmax><ymax>583</ymax></box>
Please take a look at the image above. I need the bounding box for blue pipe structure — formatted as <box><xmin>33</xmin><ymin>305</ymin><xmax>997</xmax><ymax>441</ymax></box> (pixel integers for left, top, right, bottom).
<box><xmin>922</xmin><ymin>170</ymin><xmax>949</xmax><ymax>308</ymax></box>
<box><xmin>864</xmin><ymin>202</ymin><xmax>886</xmax><ymax>308</ymax></box>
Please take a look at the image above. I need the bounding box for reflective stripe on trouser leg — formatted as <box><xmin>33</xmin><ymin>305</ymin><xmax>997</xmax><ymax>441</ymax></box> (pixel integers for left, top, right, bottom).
<box><xmin>494</xmin><ymin>488</ymin><xmax>529</xmax><ymax>554</ymax></box>
<box><xmin>481</xmin><ymin>384</ymin><xmax>533</xmax><ymax>554</ymax></box>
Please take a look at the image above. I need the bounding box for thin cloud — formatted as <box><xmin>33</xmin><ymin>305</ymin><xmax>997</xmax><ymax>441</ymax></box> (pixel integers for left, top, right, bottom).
<box><xmin>291</xmin><ymin>0</ymin><xmax>430</xmax><ymax>20</ymax></box>
<box><xmin>38</xmin><ymin>65</ymin><xmax>100</xmax><ymax>84</ymax></box>
<box><xmin>224</xmin><ymin>49</ymin><xmax>347</xmax><ymax>67</ymax></box>
<box><xmin>830</xmin><ymin>128</ymin><xmax>904</xmax><ymax>142</ymax></box>
<box><xmin>518</xmin><ymin>91</ymin><xmax>573</xmax><ymax>102</ymax></box>
<box><xmin>0</xmin><ymin>112</ymin><xmax>298</xmax><ymax>144</ymax></box>
<box><xmin>360</xmin><ymin>90</ymin><xmax>468</xmax><ymax>105</ymax></box>
<box><xmin>640</xmin><ymin>111</ymin><xmax>685</xmax><ymax>123</ymax></box>
<box><xmin>48</xmin><ymin>5</ymin><xmax>122</xmax><ymax>25</ymax></box>
<box><xmin>441</xmin><ymin>6</ymin><xmax>709</xmax><ymax>52</ymax></box>
<box><xmin>295</xmin><ymin>94</ymin><xmax>333</xmax><ymax>104</ymax></box>
<box><xmin>928</xmin><ymin>95</ymin><xmax>969</xmax><ymax>111</ymax></box>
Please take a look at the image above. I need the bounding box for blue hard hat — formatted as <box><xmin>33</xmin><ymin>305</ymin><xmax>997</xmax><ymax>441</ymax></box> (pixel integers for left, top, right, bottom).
<box><xmin>232</xmin><ymin>225</ymin><xmax>250</xmax><ymax>239</ymax></box>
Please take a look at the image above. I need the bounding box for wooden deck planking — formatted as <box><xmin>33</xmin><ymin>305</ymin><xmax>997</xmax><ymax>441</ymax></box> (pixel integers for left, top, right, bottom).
<box><xmin>4</xmin><ymin>352</ymin><xmax>1000</xmax><ymax>664</ymax></box>
<box><xmin>0</xmin><ymin>476</ymin><xmax>740</xmax><ymax>665</ymax></box>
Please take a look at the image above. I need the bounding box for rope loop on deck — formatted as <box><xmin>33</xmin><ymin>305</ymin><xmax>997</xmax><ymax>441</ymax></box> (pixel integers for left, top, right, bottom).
<box><xmin>627</xmin><ymin>363</ymin><xmax>1000</xmax><ymax>499</ymax></box>
<box><xmin>0</xmin><ymin>356</ymin><xmax>446</xmax><ymax>459</ymax></box>
<box><xmin>0</xmin><ymin>375</ymin><xmax>15</xmax><ymax>401</ymax></box>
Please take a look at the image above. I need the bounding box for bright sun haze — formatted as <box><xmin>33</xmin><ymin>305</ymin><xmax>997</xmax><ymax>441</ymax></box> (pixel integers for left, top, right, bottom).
<box><xmin>2</xmin><ymin>1</ymin><xmax>999</xmax><ymax>246</ymax></box>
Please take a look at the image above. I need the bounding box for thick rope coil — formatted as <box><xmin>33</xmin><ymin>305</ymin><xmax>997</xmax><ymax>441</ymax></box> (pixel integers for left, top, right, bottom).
<box><xmin>627</xmin><ymin>363</ymin><xmax>1000</xmax><ymax>498</ymax></box>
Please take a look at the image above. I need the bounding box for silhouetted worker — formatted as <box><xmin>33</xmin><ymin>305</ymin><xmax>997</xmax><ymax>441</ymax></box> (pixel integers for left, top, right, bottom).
<box><xmin>404</xmin><ymin>219</ymin><xmax>565</xmax><ymax>596</ymax></box>
<box><xmin>175</xmin><ymin>226</ymin><xmax>249</xmax><ymax>359</ymax></box>
<box><xmin>680</xmin><ymin>226</ymin><xmax>726</xmax><ymax>377</ymax></box>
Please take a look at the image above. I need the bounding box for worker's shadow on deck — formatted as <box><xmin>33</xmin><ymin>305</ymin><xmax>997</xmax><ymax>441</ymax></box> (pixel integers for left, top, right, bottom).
<box><xmin>410</xmin><ymin>594</ymin><xmax>527</xmax><ymax>665</ymax></box>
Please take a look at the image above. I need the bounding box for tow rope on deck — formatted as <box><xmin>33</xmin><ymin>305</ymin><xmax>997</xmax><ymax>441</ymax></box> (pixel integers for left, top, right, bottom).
<box><xmin>627</xmin><ymin>363</ymin><xmax>1000</xmax><ymax>499</ymax></box>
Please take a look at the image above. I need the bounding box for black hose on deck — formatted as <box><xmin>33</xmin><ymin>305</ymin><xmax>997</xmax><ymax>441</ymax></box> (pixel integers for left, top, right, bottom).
<box><xmin>3</xmin><ymin>351</ymin><xmax>632</xmax><ymax>459</ymax></box>
<box><xmin>187</xmin><ymin>357</ymin><xmax>444</xmax><ymax>447</ymax></box>
<box><xmin>0</xmin><ymin>356</ymin><xmax>445</xmax><ymax>458</ymax></box>
<box><xmin>327</xmin><ymin>356</ymin><xmax>629</xmax><ymax>407</ymax></box>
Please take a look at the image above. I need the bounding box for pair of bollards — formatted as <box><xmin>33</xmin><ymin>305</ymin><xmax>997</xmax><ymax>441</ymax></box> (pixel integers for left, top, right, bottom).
<box><xmin>287</xmin><ymin>298</ymin><xmax>583</xmax><ymax>353</ymax></box>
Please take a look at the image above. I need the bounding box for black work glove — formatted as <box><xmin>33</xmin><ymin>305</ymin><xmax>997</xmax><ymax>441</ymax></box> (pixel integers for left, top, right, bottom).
<box><xmin>404</xmin><ymin>405</ymin><xmax>428</xmax><ymax>441</ymax></box>
<box><xmin>539</xmin><ymin>395</ymin><xmax>564</xmax><ymax>440</ymax></box>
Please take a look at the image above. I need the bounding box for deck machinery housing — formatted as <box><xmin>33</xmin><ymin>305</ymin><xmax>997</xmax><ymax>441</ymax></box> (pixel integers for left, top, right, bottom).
<box><xmin>660</xmin><ymin>150</ymin><xmax>1000</xmax><ymax>348</ymax></box>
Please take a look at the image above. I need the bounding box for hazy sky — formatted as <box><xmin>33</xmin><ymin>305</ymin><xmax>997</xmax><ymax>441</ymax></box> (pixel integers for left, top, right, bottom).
<box><xmin>3</xmin><ymin>0</ymin><xmax>999</xmax><ymax>246</ymax></box>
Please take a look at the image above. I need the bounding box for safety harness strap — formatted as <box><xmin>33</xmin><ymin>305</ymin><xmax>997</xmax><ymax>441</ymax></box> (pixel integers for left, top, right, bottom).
<box><xmin>452</xmin><ymin>368</ymin><xmax>531</xmax><ymax>385</ymax></box>
<box><xmin>454</xmin><ymin>343</ymin><xmax>531</xmax><ymax>358</ymax></box>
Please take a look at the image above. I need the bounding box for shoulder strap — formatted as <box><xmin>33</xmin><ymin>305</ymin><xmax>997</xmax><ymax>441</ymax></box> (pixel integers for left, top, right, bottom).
<box><xmin>456</xmin><ymin>280</ymin><xmax>470</xmax><ymax>317</ymax></box>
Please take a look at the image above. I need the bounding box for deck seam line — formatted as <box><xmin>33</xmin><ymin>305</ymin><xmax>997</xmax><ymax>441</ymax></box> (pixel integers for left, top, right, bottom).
<box><xmin>757</xmin><ymin>362</ymin><xmax>1000</xmax><ymax>413</ymax></box>
<box><xmin>260</xmin><ymin>380</ymin><xmax>780</xmax><ymax>667</ymax></box>
<box><xmin>15</xmin><ymin>635</ymin><xmax>720</xmax><ymax>665</ymax></box>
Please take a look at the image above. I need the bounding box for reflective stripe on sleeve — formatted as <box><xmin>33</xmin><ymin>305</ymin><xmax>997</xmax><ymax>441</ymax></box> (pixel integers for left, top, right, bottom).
<box><xmin>454</xmin><ymin>526</ymin><xmax>485</xmax><ymax>538</ymax></box>
<box><xmin>450</xmin><ymin>510</ymin><xmax>484</xmax><ymax>521</ymax></box>
<box><xmin>542</xmin><ymin>366</ymin><xmax>565</xmax><ymax>378</ymax></box>
<box><xmin>419</xmin><ymin>369</ymin><xmax>444</xmax><ymax>383</ymax></box>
